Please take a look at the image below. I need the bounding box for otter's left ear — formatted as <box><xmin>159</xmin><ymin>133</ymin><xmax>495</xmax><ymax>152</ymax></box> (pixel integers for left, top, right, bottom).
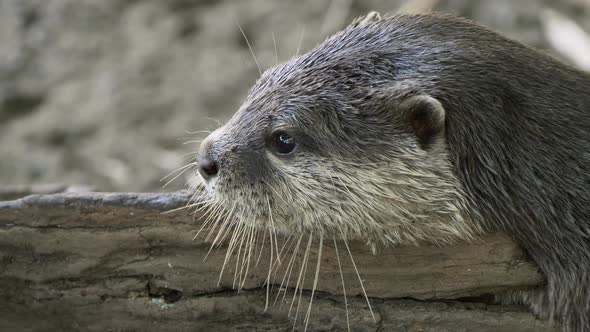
<box><xmin>349</xmin><ymin>11</ymin><xmax>381</xmax><ymax>28</ymax></box>
<box><xmin>398</xmin><ymin>95</ymin><xmax>446</xmax><ymax>149</ymax></box>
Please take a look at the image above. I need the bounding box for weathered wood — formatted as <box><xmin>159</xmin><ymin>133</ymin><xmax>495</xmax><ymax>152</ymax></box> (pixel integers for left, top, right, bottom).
<box><xmin>0</xmin><ymin>183</ymin><xmax>93</xmax><ymax>201</ymax></box>
<box><xmin>0</xmin><ymin>191</ymin><xmax>554</xmax><ymax>331</ymax></box>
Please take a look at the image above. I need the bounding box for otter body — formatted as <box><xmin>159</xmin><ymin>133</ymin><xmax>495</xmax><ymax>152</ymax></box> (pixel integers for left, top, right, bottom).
<box><xmin>196</xmin><ymin>13</ymin><xmax>590</xmax><ymax>331</ymax></box>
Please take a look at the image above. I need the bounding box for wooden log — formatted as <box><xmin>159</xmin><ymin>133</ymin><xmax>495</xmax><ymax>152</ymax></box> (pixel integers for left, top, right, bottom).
<box><xmin>0</xmin><ymin>191</ymin><xmax>554</xmax><ymax>331</ymax></box>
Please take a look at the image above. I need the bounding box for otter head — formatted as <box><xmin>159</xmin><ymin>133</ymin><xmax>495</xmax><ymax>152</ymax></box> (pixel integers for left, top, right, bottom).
<box><xmin>195</xmin><ymin>13</ymin><xmax>478</xmax><ymax>247</ymax></box>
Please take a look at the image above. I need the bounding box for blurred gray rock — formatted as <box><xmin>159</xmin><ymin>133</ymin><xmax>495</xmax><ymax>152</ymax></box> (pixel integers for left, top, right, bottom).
<box><xmin>0</xmin><ymin>0</ymin><xmax>588</xmax><ymax>192</ymax></box>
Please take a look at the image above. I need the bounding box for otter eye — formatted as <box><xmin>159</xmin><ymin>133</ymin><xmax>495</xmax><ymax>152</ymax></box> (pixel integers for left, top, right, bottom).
<box><xmin>271</xmin><ymin>131</ymin><xmax>297</xmax><ymax>155</ymax></box>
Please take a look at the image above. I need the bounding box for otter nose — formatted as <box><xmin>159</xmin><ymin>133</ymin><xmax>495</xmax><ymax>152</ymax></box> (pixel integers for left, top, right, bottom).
<box><xmin>198</xmin><ymin>130</ymin><xmax>223</xmax><ymax>181</ymax></box>
<box><xmin>197</xmin><ymin>154</ymin><xmax>219</xmax><ymax>180</ymax></box>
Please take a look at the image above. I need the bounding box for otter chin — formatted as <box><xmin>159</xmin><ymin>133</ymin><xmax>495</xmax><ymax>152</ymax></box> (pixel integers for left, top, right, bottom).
<box><xmin>193</xmin><ymin>12</ymin><xmax>590</xmax><ymax>332</ymax></box>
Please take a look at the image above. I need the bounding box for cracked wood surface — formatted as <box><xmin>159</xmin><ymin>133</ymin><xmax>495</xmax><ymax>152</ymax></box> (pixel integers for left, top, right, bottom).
<box><xmin>0</xmin><ymin>191</ymin><xmax>554</xmax><ymax>331</ymax></box>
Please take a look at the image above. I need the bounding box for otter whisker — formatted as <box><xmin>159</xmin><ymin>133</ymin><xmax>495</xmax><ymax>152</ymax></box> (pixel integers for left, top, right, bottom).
<box><xmin>343</xmin><ymin>237</ymin><xmax>375</xmax><ymax>322</ymax></box>
<box><xmin>204</xmin><ymin>215</ymin><xmax>230</xmax><ymax>250</ymax></box>
<box><xmin>271</xmin><ymin>31</ymin><xmax>278</xmax><ymax>66</ymax></box>
<box><xmin>192</xmin><ymin>202</ymin><xmax>223</xmax><ymax>240</ymax></box>
<box><xmin>183</xmin><ymin>129</ymin><xmax>212</xmax><ymax>135</ymax></box>
<box><xmin>235</xmin><ymin>224</ymin><xmax>248</xmax><ymax>289</ymax></box>
<box><xmin>333</xmin><ymin>239</ymin><xmax>350</xmax><ymax>332</ymax></box>
<box><xmin>249</xmin><ymin>226</ymin><xmax>258</xmax><ymax>284</ymax></box>
<box><xmin>295</xmin><ymin>26</ymin><xmax>305</xmax><ymax>56</ymax></box>
<box><xmin>276</xmin><ymin>234</ymin><xmax>303</xmax><ymax>306</ymax></box>
<box><xmin>264</xmin><ymin>194</ymin><xmax>277</xmax><ymax>311</ymax></box>
<box><xmin>326</xmin><ymin>174</ymin><xmax>362</xmax><ymax>231</ymax></box>
<box><xmin>160</xmin><ymin>162</ymin><xmax>196</xmax><ymax>184</ymax></box>
<box><xmin>179</xmin><ymin>202</ymin><xmax>217</xmax><ymax>237</ymax></box>
<box><xmin>268</xmin><ymin>234</ymin><xmax>295</xmax><ymax>297</ymax></box>
<box><xmin>271</xmin><ymin>234</ymin><xmax>295</xmax><ymax>276</ymax></box>
<box><xmin>236</xmin><ymin>219</ymin><xmax>252</xmax><ymax>286</ymax></box>
<box><xmin>261</xmin><ymin>179</ymin><xmax>289</xmax><ymax>206</ymax></box>
<box><xmin>264</xmin><ymin>193</ymin><xmax>281</xmax><ymax>258</ymax></box>
<box><xmin>181</xmin><ymin>139</ymin><xmax>207</xmax><ymax>145</ymax></box>
<box><xmin>193</xmin><ymin>197</ymin><xmax>219</xmax><ymax>221</ymax></box>
<box><xmin>207</xmin><ymin>201</ymin><xmax>237</xmax><ymax>248</ymax></box>
<box><xmin>187</xmin><ymin>184</ymin><xmax>206</xmax><ymax>203</ymax></box>
<box><xmin>239</xmin><ymin>223</ymin><xmax>256</xmax><ymax>289</ymax></box>
<box><xmin>264</xmin><ymin>234</ymin><xmax>273</xmax><ymax>311</ymax></box>
<box><xmin>331</xmin><ymin>175</ymin><xmax>381</xmax><ymax>232</ymax></box>
<box><xmin>176</xmin><ymin>151</ymin><xmax>201</xmax><ymax>161</ymax></box>
<box><xmin>252</xmin><ymin>228</ymin><xmax>260</xmax><ymax>265</ymax></box>
<box><xmin>205</xmin><ymin>200</ymin><xmax>228</xmax><ymax>228</ymax></box>
<box><xmin>233</xmin><ymin>222</ymin><xmax>249</xmax><ymax>290</ymax></box>
<box><xmin>212</xmin><ymin>221</ymin><xmax>237</xmax><ymax>258</ymax></box>
<box><xmin>290</xmin><ymin>234</ymin><xmax>313</xmax><ymax>329</ymax></box>
<box><xmin>235</xmin><ymin>20</ymin><xmax>262</xmax><ymax>75</ymax></box>
<box><xmin>232</xmin><ymin>225</ymin><xmax>248</xmax><ymax>292</ymax></box>
<box><xmin>264</xmin><ymin>225</ymin><xmax>275</xmax><ymax>310</ymax></box>
<box><xmin>219</xmin><ymin>222</ymin><xmax>240</xmax><ymax>273</ymax></box>
<box><xmin>272</xmin><ymin>229</ymin><xmax>280</xmax><ymax>265</ymax></box>
<box><xmin>206</xmin><ymin>214</ymin><xmax>234</xmax><ymax>250</ymax></box>
<box><xmin>342</xmin><ymin>175</ymin><xmax>407</xmax><ymax>203</ymax></box>
<box><xmin>204</xmin><ymin>204</ymin><xmax>228</xmax><ymax>242</ymax></box>
<box><xmin>204</xmin><ymin>217</ymin><xmax>231</xmax><ymax>260</ymax></box>
<box><xmin>205</xmin><ymin>202</ymin><xmax>238</xmax><ymax>261</ymax></box>
<box><xmin>161</xmin><ymin>197</ymin><xmax>214</xmax><ymax>215</ymax></box>
<box><xmin>163</xmin><ymin>201</ymin><xmax>205</xmax><ymax>215</ymax></box>
<box><xmin>255</xmin><ymin>227</ymin><xmax>267</xmax><ymax>267</ymax></box>
<box><xmin>200</xmin><ymin>200</ymin><xmax>224</xmax><ymax>224</ymax></box>
<box><xmin>187</xmin><ymin>191</ymin><xmax>205</xmax><ymax>208</ymax></box>
<box><xmin>218</xmin><ymin>221</ymin><xmax>244</xmax><ymax>286</ymax></box>
<box><xmin>303</xmin><ymin>233</ymin><xmax>323</xmax><ymax>331</ymax></box>
<box><xmin>289</xmin><ymin>234</ymin><xmax>312</xmax><ymax>316</ymax></box>
<box><xmin>202</xmin><ymin>117</ymin><xmax>224</xmax><ymax>127</ymax></box>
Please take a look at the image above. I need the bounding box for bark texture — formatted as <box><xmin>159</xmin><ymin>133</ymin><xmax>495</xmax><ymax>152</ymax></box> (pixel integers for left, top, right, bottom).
<box><xmin>0</xmin><ymin>191</ymin><xmax>554</xmax><ymax>331</ymax></box>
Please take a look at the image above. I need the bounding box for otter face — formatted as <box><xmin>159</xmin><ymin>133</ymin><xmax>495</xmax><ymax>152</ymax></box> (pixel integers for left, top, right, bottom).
<box><xmin>194</xmin><ymin>21</ymin><xmax>479</xmax><ymax>247</ymax></box>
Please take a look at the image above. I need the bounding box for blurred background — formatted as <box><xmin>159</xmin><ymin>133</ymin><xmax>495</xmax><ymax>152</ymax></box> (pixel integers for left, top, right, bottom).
<box><xmin>0</xmin><ymin>0</ymin><xmax>588</xmax><ymax>193</ymax></box>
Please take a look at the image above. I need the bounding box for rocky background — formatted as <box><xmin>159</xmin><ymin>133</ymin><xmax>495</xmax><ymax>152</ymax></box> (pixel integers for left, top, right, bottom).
<box><xmin>1</xmin><ymin>0</ymin><xmax>589</xmax><ymax>193</ymax></box>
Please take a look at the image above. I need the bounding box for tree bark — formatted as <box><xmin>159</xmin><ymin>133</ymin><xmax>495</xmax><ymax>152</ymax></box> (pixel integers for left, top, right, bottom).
<box><xmin>0</xmin><ymin>191</ymin><xmax>554</xmax><ymax>331</ymax></box>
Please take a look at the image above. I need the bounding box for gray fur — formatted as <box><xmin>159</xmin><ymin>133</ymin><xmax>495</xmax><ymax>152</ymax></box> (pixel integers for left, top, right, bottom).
<box><xmin>196</xmin><ymin>13</ymin><xmax>590</xmax><ymax>331</ymax></box>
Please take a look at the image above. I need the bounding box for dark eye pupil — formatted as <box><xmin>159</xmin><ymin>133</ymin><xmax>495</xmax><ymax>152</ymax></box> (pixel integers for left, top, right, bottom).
<box><xmin>274</xmin><ymin>132</ymin><xmax>296</xmax><ymax>155</ymax></box>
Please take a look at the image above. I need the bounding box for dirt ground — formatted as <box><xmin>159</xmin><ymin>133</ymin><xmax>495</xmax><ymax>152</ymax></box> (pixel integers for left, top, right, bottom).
<box><xmin>1</xmin><ymin>0</ymin><xmax>589</xmax><ymax>192</ymax></box>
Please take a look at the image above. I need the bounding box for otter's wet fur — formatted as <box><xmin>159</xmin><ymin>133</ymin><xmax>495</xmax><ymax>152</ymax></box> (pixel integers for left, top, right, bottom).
<box><xmin>193</xmin><ymin>13</ymin><xmax>590</xmax><ymax>331</ymax></box>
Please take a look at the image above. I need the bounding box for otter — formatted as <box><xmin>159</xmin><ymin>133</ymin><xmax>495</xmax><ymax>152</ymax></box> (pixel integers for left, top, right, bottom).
<box><xmin>193</xmin><ymin>12</ymin><xmax>590</xmax><ymax>331</ymax></box>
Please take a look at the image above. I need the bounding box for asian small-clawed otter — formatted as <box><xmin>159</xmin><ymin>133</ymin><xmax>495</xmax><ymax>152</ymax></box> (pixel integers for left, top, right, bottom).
<box><xmin>192</xmin><ymin>12</ymin><xmax>590</xmax><ymax>331</ymax></box>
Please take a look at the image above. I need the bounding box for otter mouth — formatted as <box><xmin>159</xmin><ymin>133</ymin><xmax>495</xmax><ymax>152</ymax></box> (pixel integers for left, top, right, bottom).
<box><xmin>177</xmin><ymin>177</ymin><xmax>377</xmax><ymax>330</ymax></box>
<box><xmin>196</xmin><ymin>177</ymin><xmax>293</xmax><ymax>233</ymax></box>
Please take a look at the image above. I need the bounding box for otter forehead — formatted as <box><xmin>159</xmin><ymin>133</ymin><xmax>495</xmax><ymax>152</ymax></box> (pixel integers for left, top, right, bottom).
<box><xmin>246</xmin><ymin>12</ymin><xmax>553</xmax><ymax>108</ymax></box>
<box><xmin>251</xmin><ymin>13</ymin><xmax>494</xmax><ymax>92</ymax></box>
<box><xmin>231</xmin><ymin>41</ymin><xmax>397</xmax><ymax>146</ymax></box>
<box><xmin>250</xmin><ymin>48</ymin><xmax>395</xmax><ymax>102</ymax></box>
